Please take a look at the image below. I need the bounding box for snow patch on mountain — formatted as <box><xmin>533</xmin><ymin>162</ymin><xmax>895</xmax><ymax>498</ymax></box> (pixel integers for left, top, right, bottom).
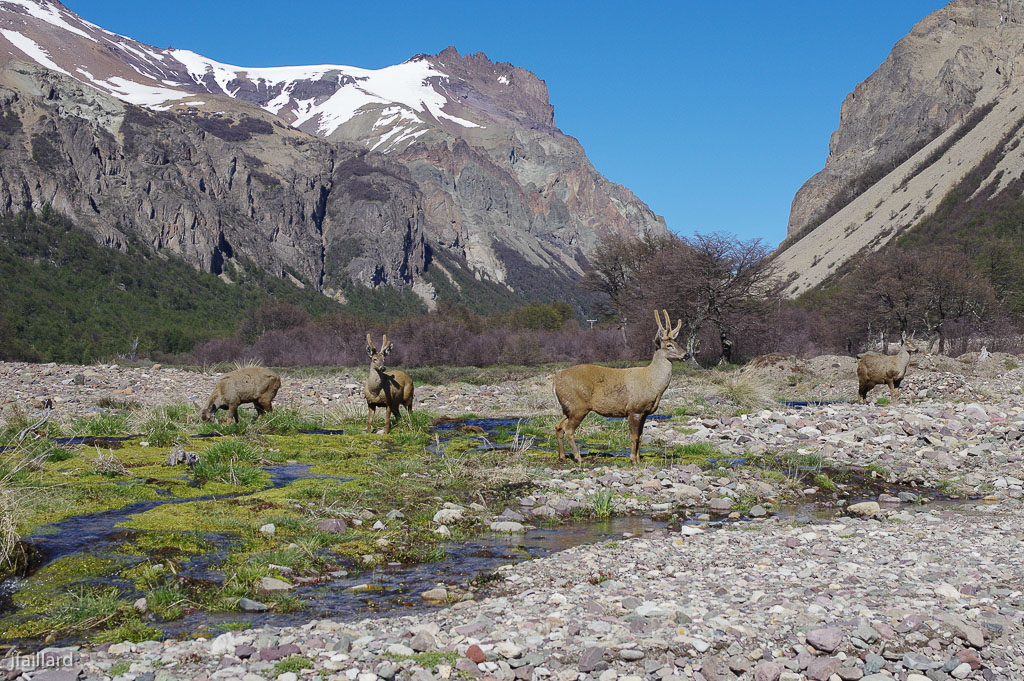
<box><xmin>92</xmin><ymin>76</ymin><xmax>189</xmax><ymax>106</ymax></box>
<box><xmin>0</xmin><ymin>28</ymin><xmax>67</xmax><ymax>75</ymax></box>
<box><xmin>168</xmin><ymin>49</ymin><xmax>481</xmax><ymax>136</ymax></box>
<box><xmin>2</xmin><ymin>0</ymin><xmax>94</xmax><ymax>42</ymax></box>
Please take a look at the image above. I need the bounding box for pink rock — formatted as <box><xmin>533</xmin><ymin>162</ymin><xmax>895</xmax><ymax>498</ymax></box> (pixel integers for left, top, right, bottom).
<box><xmin>805</xmin><ymin>626</ymin><xmax>844</xmax><ymax>653</ymax></box>
<box><xmin>753</xmin><ymin>661</ymin><xmax>782</xmax><ymax>681</ymax></box>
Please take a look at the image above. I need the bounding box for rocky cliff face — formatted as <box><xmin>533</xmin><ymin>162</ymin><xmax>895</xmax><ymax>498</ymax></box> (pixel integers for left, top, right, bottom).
<box><xmin>0</xmin><ymin>1</ymin><xmax>667</xmax><ymax>311</ymax></box>
<box><xmin>778</xmin><ymin>0</ymin><xmax>1024</xmax><ymax>296</ymax></box>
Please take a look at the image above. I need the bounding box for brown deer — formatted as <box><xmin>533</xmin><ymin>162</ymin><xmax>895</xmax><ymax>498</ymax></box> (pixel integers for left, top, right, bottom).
<box><xmin>200</xmin><ymin>367</ymin><xmax>281</xmax><ymax>423</ymax></box>
<box><xmin>365</xmin><ymin>333</ymin><xmax>415</xmax><ymax>433</ymax></box>
<box><xmin>553</xmin><ymin>310</ymin><xmax>689</xmax><ymax>465</ymax></box>
<box><xmin>856</xmin><ymin>333</ymin><xmax>919</xmax><ymax>403</ymax></box>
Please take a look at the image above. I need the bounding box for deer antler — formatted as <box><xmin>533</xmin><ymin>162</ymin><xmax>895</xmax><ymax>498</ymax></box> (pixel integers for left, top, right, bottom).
<box><xmin>366</xmin><ymin>333</ymin><xmax>377</xmax><ymax>354</ymax></box>
<box><xmin>658</xmin><ymin>310</ymin><xmax>682</xmax><ymax>339</ymax></box>
<box><xmin>381</xmin><ymin>334</ymin><xmax>392</xmax><ymax>354</ymax></box>
<box><xmin>654</xmin><ymin>310</ymin><xmax>666</xmax><ymax>335</ymax></box>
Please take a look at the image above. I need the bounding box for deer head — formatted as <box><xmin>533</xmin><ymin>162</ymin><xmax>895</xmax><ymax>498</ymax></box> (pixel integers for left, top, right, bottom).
<box><xmin>901</xmin><ymin>331</ymin><xmax>920</xmax><ymax>354</ymax></box>
<box><xmin>653</xmin><ymin>309</ymin><xmax>688</xmax><ymax>361</ymax></box>
<box><xmin>366</xmin><ymin>333</ymin><xmax>393</xmax><ymax>372</ymax></box>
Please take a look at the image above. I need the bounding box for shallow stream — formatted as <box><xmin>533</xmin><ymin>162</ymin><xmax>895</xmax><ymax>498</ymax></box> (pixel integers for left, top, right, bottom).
<box><xmin>0</xmin><ymin>414</ymin><xmax>965</xmax><ymax>649</ymax></box>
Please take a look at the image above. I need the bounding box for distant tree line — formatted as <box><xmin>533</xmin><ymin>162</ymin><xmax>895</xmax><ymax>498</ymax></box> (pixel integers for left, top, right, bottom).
<box><xmin>582</xmin><ymin>229</ymin><xmax>1020</xmax><ymax>364</ymax></box>
<box><xmin>4</xmin><ymin>206</ymin><xmax>1019</xmax><ymax>369</ymax></box>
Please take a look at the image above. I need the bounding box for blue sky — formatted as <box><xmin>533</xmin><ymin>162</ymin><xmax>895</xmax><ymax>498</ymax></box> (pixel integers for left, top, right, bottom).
<box><xmin>65</xmin><ymin>0</ymin><xmax>947</xmax><ymax>246</ymax></box>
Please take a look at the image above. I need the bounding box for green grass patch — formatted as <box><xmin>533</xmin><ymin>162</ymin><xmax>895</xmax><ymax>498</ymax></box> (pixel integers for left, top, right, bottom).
<box><xmin>275</xmin><ymin>655</ymin><xmax>315</xmax><ymax>674</ymax></box>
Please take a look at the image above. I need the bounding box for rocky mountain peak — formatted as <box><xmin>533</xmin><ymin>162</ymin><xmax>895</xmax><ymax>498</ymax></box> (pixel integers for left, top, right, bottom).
<box><xmin>777</xmin><ymin>0</ymin><xmax>1024</xmax><ymax>296</ymax></box>
<box><xmin>0</xmin><ymin>0</ymin><xmax>666</xmax><ymax>313</ymax></box>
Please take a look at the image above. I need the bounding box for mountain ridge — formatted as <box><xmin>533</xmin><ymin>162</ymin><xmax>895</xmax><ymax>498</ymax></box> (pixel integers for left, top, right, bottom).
<box><xmin>777</xmin><ymin>0</ymin><xmax>1024</xmax><ymax>297</ymax></box>
<box><xmin>0</xmin><ymin>0</ymin><xmax>666</xmax><ymax>313</ymax></box>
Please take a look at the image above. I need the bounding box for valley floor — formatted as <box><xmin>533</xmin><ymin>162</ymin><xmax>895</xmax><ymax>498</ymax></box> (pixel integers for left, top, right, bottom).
<box><xmin>0</xmin><ymin>352</ymin><xmax>1022</xmax><ymax>681</ymax></box>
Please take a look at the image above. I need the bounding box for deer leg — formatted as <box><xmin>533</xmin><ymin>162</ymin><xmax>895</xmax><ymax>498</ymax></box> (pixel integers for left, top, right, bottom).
<box><xmin>384</xmin><ymin>405</ymin><xmax>392</xmax><ymax>434</ymax></box>
<box><xmin>565</xmin><ymin>414</ymin><xmax>585</xmax><ymax>464</ymax></box>
<box><xmin>628</xmin><ymin>413</ymin><xmax>648</xmax><ymax>465</ymax></box>
<box><xmin>229</xmin><ymin>405</ymin><xmax>239</xmax><ymax>424</ymax></box>
<box><xmin>366</xmin><ymin>406</ymin><xmax>375</xmax><ymax>433</ymax></box>
<box><xmin>887</xmin><ymin>379</ymin><xmax>897</xmax><ymax>404</ymax></box>
<box><xmin>555</xmin><ymin>417</ymin><xmax>568</xmax><ymax>462</ymax></box>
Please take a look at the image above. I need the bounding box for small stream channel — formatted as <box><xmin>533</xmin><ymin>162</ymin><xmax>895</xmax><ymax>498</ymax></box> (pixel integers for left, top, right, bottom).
<box><xmin>1</xmin><ymin>413</ymin><xmax>965</xmax><ymax>649</ymax></box>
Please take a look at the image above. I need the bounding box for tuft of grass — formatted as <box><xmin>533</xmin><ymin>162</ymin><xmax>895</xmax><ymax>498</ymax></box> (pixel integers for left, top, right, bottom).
<box><xmin>813</xmin><ymin>472</ymin><xmax>838</xmax><ymax>492</ymax></box>
<box><xmin>875</xmin><ymin>397</ymin><xmax>891</xmax><ymax>406</ymax></box>
<box><xmin>69</xmin><ymin>412</ymin><xmax>131</xmax><ymax>437</ymax></box>
<box><xmin>703</xmin><ymin>368</ymin><xmax>775</xmax><ymax>410</ymax></box>
<box><xmin>384</xmin><ymin>651</ymin><xmax>460</xmax><ymax>669</ymax></box>
<box><xmin>51</xmin><ymin>586</ymin><xmax>124</xmax><ymax>633</ymax></box>
<box><xmin>109</xmin><ymin>661</ymin><xmax>130</xmax><ymax>676</ymax></box>
<box><xmin>132</xmin><ymin>405</ymin><xmax>193</xmax><ymax>447</ymax></box>
<box><xmin>147</xmin><ymin>586</ymin><xmax>187</xmax><ymax>621</ymax></box>
<box><xmin>591</xmin><ymin>489</ymin><xmax>615</xmax><ymax>518</ymax></box>
<box><xmin>97</xmin><ymin>397</ymin><xmax>141</xmax><ymax>411</ymax></box>
<box><xmin>191</xmin><ymin>440</ymin><xmax>263</xmax><ymax>487</ymax></box>
<box><xmin>93</xmin><ymin>617</ymin><xmax>162</xmax><ymax>644</ymax></box>
<box><xmin>274</xmin><ymin>655</ymin><xmax>314</xmax><ymax>674</ymax></box>
<box><xmin>92</xmin><ymin>451</ymin><xmax>129</xmax><ymax>477</ymax></box>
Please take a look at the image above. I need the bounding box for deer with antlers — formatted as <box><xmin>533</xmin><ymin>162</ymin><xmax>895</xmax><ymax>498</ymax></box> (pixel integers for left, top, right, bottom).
<box><xmin>856</xmin><ymin>332</ymin><xmax>919</xmax><ymax>403</ymax></box>
<box><xmin>365</xmin><ymin>333</ymin><xmax>415</xmax><ymax>433</ymax></box>
<box><xmin>553</xmin><ymin>310</ymin><xmax>690</xmax><ymax>465</ymax></box>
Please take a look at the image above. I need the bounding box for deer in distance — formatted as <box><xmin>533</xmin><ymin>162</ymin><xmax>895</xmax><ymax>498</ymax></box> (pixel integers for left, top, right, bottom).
<box><xmin>200</xmin><ymin>367</ymin><xmax>281</xmax><ymax>424</ymax></box>
<box><xmin>365</xmin><ymin>333</ymin><xmax>415</xmax><ymax>433</ymax></box>
<box><xmin>553</xmin><ymin>310</ymin><xmax>689</xmax><ymax>465</ymax></box>
<box><xmin>856</xmin><ymin>333</ymin><xmax>919</xmax><ymax>403</ymax></box>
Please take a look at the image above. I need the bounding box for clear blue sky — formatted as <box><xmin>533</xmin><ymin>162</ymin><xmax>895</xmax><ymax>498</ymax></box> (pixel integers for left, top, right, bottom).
<box><xmin>65</xmin><ymin>0</ymin><xmax>948</xmax><ymax>246</ymax></box>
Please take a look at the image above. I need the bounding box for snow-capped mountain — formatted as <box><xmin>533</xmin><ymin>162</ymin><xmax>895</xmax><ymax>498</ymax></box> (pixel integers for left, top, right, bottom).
<box><xmin>0</xmin><ymin>0</ymin><xmax>546</xmax><ymax>151</ymax></box>
<box><xmin>0</xmin><ymin>0</ymin><xmax>666</xmax><ymax>311</ymax></box>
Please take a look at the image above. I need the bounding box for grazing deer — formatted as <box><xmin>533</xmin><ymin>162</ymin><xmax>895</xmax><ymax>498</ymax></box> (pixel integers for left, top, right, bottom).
<box><xmin>553</xmin><ymin>310</ymin><xmax>689</xmax><ymax>465</ymax></box>
<box><xmin>856</xmin><ymin>333</ymin><xmax>919</xmax><ymax>403</ymax></box>
<box><xmin>365</xmin><ymin>333</ymin><xmax>415</xmax><ymax>433</ymax></box>
<box><xmin>200</xmin><ymin>367</ymin><xmax>281</xmax><ymax>424</ymax></box>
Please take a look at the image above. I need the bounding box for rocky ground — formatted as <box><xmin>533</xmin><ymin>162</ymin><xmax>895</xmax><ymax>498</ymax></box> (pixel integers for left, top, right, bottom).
<box><xmin>1</xmin><ymin>352</ymin><xmax>1023</xmax><ymax>681</ymax></box>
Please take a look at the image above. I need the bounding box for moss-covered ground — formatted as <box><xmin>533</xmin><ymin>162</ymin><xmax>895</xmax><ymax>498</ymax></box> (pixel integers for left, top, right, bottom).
<box><xmin>0</xmin><ymin>402</ymin><xmax>719</xmax><ymax>646</ymax></box>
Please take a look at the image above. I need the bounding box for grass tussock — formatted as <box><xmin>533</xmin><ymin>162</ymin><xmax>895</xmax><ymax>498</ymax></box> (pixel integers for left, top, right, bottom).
<box><xmin>701</xmin><ymin>368</ymin><xmax>775</xmax><ymax>410</ymax></box>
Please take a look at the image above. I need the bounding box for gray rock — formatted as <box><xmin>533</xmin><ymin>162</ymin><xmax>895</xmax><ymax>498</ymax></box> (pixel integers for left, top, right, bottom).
<box><xmin>257</xmin><ymin>576</ymin><xmax>292</xmax><ymax>593</ymax></box>
<box><xmin>864</xmin><ymin>654</ymin><xmax>885</xmax><ymax>675</ymax></box>
<box><xmin>490</xmin><ymin>521</ymin><xmax>525</xmax><ymax>533</ymax></box>
<box><xmin>619</xmin><ymin>649</ymin><xmax>644</xmax><ymax>661</ymax></box>
<box><xmin>29</xmin><ymin>670</ymin><xmax>82</xmax><ymax>681</ymax></box>
<box><xmin>579</xmin><ymin>647</ymin><xmax>606</xmax><ymax>673</ymax></box>
<box><xmin>847</xmin><ymin>501</ymin><xmax>881</xmax><ymax>517</ymax></box>
<box><xmin>421</xmin><ymin>587</ymin><xmax>448</xmax><ymax>602</ymax></box>
<box><xmin>410</xmin><ymin>631</ymin><xmax>435</xmax><ymax>652</ymax></box>
<box><xmin>708</xmin><ymin>497</ymin><xmax>734</xmax><ymax>513</ymax></box>
<box><xmin>238</xmin><ymin>598</ymin><xmax>269</xmax><ymax>612</ymax></box>
<box><xmin>903</xmin><ymin>652</ymin><xmax>942</xmax><ymax>670</ymax></box>
<box><xmin>806</xmin><ymin>657</ymin><xmax>841</xmax><ymax>681</ymax></box>
<box><xmin>317</xmin><ymin>518</ymin><xmax>347</xmax><ymax>534</ymax></box>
